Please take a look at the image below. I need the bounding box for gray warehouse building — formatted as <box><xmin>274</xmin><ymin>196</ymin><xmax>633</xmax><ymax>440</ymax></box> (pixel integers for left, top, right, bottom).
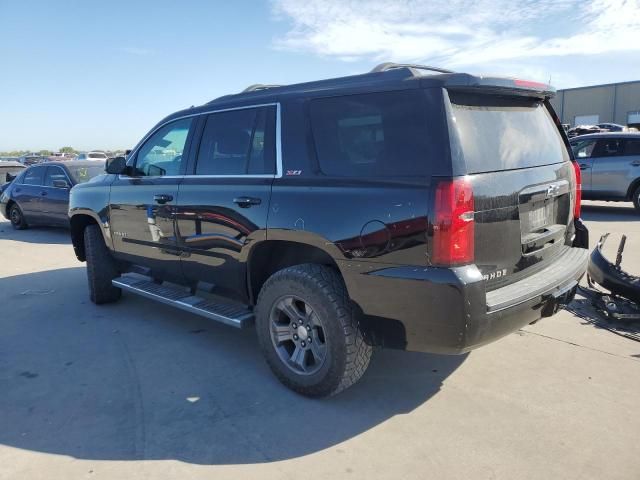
<box><xmin>550</xmin><ymin>80</ymin><xmax>640</xmax><ymax>129</ymax></box>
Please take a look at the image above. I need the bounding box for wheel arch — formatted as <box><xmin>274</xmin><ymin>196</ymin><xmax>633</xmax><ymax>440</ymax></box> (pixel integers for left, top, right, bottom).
<box><xmin>246</xmin><ymin>239</ymin><xmax>342</xmax><ymax>306</ymax></box>
<box><xmin>69</xmin><ymin>212</ymin><xmax>107</xmax><ymax>261</ymax></box>
<box><xmin>626</xmin><ymin>177</ymin><xmax>640</xmax><ymax>201</ymax></box>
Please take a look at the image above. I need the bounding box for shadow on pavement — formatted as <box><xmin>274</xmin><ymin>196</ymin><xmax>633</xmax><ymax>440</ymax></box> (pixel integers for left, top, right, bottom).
<box><xmin>0</xmin><ymin>220</ymin><xmax>70</xmax><ymax>245</ymax></box>
<box><xmin>581</xmin><ymin>202</ymin><xmax>638</xmax><ymax>223</ymax></box>
<box><xmin>0</xmin><ymin>266</ymin><xmax>466</xmax><ymax>464</ymax></box>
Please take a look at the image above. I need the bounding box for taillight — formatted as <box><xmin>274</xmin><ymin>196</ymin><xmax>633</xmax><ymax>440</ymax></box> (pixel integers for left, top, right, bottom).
<box><xmin>432</xmin><ymin>177</ymin><xmax>474</xmax><ymax>266</ymax></box>
<box><xmin>571</xmin><ymin>160</ymin><xmax>582</xmax><ymax>219</ymax></box>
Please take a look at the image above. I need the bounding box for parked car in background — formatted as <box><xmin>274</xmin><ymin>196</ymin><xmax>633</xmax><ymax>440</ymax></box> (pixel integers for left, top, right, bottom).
<box><xmin>570</xmin><ymin>132</ymin><xmax>640</xmax><ymax>211</ymax></box>
<box><xmin>18</xmin><ymin>154</ymin><xmax>48</xmax><ymax>165</ymax></box>
<box><xmin>0</xmin><ymin>161</ymin><xmax>26</xmax><ymax>195</ymax></box>
<box><xmin>69</xmin><ymin>63</ymin><xmax>588</xmax><ymax>397</ymax></box>
<box><xmin>77</xmin><ymin>151</ymin><xmax>108</xmax><ymax>161</ymax></box>
<box><xmin>596</xmin><ymin>123</ymin><xmax>627</xmax><ymax>132</ymax></box>
<box><xmin>0</xmin><ymin>160</ymin><xmax>105</xmax><ymax>229</ymax></box>
<box><xmin>567</xmin><ymin>125</ymin><xmax>602</xmax><ymax>138</ymax></box>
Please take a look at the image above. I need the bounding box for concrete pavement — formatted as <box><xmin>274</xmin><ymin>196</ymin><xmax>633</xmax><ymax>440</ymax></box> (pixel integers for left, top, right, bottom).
<box><xmin>1</xmin><ymin>201</ymin><xmax>639</xmax><ymax>480</ymax></box>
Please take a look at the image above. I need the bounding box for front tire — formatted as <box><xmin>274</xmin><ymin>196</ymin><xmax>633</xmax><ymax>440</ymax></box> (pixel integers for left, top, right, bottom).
<box><xmin>9</xmin><ymin>203</ymin><xmax>28</xmax><ymax>230</ymax></box>
<box><xmin>84</xmin><ymin>224</ymin><xmax>121</xmax><ymax>304</ymax></box>
<box><xmin>632</xmin><ymin>185</ymin><xmax>640</xmax><ymax>212</ymax></box>
<box><xmin>255</xmin><ymin>264</ymin><xmax>372</xmax><ymax>397</ymax></box>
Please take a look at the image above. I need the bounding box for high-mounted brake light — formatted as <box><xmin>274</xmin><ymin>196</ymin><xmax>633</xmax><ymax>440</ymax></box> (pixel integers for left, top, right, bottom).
<box><xmin>513</xmin><ymin>79</ymin><xmax>549</xmax><ymax>90</ymax></box>
<box><xmin>571</xmin><ymin>160</ymin><xmax>582</xmax><ymax>219</ymax></box>
<box><xmin>432</xmin><ymin>178</ymin><xmax>474</xmax><ymax>266</ymax></box>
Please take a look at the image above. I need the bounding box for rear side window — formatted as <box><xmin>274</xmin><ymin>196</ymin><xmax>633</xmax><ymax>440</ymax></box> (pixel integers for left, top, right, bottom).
<box><xmin>449</xmin><ymin>92</ymin><xmax>568</xmax><ymax>173</ymax></box>
<box><xmin>195</xmin><ymin>106</ymin><xmax>276</xmax><ymax>176</ymax></box>
<box><xmin>592</xmin><ymin>138</ymin><xmax>623</xmax><ymax>158</ymax></box>
<box><xmin>309</xmin><ymin>90</ymin><xmax>433</xmax><ymax>177</ymax></box>
<box><xmin>624</xmin><ymin>139</ymin><xmax>640</xmax><ymax>156</ymax></box>
<box><xmin>22</xmin><ymin>166</ymin><xmax>45</xmax><ymax>185</ymax></box>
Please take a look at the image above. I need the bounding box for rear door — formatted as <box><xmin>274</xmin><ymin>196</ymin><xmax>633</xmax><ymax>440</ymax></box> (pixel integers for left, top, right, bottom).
<box><xmin>590</xmin><ymin>137</ymin><xmax>627</xmax><ymax>197</ymax></box>
<box><xmin>15</xmin><ymin>165</ymin><xmax>46</xmax><ymax>222</ymax></box>
<box><xmin>175</xmin><ymin>104</ymin><xmax>277</xmax><ymax>301</ymax></box>
<box><xmin>446</xmin><ymin>90</ymin><xmax>577</xmax><ymax>291</ymax></box>
<box><xmin>42</xmin><ymin>166</ymin><xmax>71</xmax><ymax>225</ymax></box>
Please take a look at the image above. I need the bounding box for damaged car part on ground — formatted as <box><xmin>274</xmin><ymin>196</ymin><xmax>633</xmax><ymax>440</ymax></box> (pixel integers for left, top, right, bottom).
<box><xmin>588</xmin><ymin>233</ymin><xmax>640</xmax><ymax>307</ymax></box>
<box><xmin>565</xmin><ymin>232</ymin><xmax>640</xmax><ymax>343</ymax></box>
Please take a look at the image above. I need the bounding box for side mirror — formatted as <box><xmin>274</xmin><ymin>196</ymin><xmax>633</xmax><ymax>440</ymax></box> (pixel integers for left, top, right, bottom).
<box><xmin>52</xmin><ymin>179</ymin><xmax>70</xmax><ymax>189</ymax></box>
<box><xmin>6</xmin><ymin>173</ymin><xmax>15</xmax><ymax>182</ymax></box>
<box><xmin>106</xmin><ymin>156</ymin><xmax>127</xmax><ymax>175</ymax></box>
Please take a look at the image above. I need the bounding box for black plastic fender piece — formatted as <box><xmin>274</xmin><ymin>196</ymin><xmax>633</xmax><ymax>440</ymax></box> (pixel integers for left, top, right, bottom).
<box><xmin>588</xmin><ymin>234</ymin><xmax>640</xmax><ymax>304</ymax></box>
<box><xmin>573</xmin><ymin>218</ymin><xmax>589</xmax><ymax>249</ymax></box>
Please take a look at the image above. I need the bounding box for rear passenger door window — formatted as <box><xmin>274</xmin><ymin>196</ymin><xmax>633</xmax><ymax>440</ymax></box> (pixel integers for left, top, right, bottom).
<box><xmin>592</xmin><ymin>139</ymin><xmax>623</xmax><ymax>158</ymax></box>
<box><xmin>195</xmin><ymin>106</ymin><xmax>276</xmax><ymax>176</ymax></box>
<box><xmin>22</xmin><ymin>166</ymin><xmax>45</xmax><ymax>185</ymax></box>
<box><xmin>623</xmin><ymin>139</ymin><xmax>640</xmax><ymax>156</ymax></box>
<box><xmin>309</xmin><ymin>90</ymin><xmax>433</xmax><ymax>177</ymax></box>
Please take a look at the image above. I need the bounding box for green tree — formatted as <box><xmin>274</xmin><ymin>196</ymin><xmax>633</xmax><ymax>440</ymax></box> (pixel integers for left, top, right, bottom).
<box><xmin>39</xmin><ymin>149</ymin><xmax>52</xmax><ymax>156</ymax></box>
<box><xmin>59</xmin><ymin>146</ymin><xmax>75</xmax><ymax>154</ymax></box>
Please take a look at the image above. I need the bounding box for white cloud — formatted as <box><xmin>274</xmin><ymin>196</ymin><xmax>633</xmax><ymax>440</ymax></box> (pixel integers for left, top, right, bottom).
<box><xmin>271</xmin><ymin>0</ymin><xmax>640</xmax><ymax>69</ymax></box>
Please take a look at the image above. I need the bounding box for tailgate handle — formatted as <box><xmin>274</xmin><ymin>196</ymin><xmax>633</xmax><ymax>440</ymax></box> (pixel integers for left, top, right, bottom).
<box><xmin>579</xmin><ymin>163</ymin><xmax>590</xmax><ymax>170</ymax></box>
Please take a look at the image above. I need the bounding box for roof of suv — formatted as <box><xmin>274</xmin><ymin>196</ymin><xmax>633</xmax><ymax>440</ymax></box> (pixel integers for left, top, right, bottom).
<box><xmin>158</xmin><ymin>63</ymin><xmax>556</xmax><ymax>127</ymax></box>
<box><xmin>30</xmin><ymin>160</ymin><xmax>104</xmax><ymax>168</ymax></box>
<box><xmin>569</xmin><ymin>132</ymin><xmax>640</xmax><ymax>141</ymax></box>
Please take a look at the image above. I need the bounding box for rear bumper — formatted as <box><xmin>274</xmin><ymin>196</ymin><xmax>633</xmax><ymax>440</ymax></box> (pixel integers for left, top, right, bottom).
<box><xmin>342</xmin><ymin>246</ymin><xmax>589</xmax><ymax>354</ymax></box>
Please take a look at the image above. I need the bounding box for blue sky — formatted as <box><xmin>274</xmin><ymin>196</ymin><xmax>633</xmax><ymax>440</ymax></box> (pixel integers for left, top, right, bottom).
<box><xmin>1</xmin><ymin>0</ymin><xmax>639</xmax><ymax>151</ymax></box>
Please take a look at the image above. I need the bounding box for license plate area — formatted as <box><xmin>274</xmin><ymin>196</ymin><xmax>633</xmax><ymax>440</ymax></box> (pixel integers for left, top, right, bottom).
<box><xmin>523</xmin><ymin>201</ymin><xmax>555</xmax><ymax>233</ymax></box>
<box><xmin>518</xmin><ymin>181</ymin><xmax>570</xmax><ymax>255</ymax></box>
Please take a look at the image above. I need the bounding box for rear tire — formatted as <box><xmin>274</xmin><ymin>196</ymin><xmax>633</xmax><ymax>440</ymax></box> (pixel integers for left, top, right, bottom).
<box><xmin>9</xmin><ymin>203</ymin><xmax>28</xmax><ymax>230</ymax></box>
<box><xmin>84</xmin><ymin>224</ymin><xmax>121</xmax><ymax>304</ymax></box>
<box><xmin>632</xmin><ymin>185</ymin><xmax>640</xmax><ymax>212</ymax></box>
<box><xmin>255</xmin><ymin>264</ymin><xmax>372</xmax><ymax>397</ymax></box>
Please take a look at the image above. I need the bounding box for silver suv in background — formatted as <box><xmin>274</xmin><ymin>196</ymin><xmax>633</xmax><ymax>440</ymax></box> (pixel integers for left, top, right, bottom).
<box><xmin>77</xmin><ymin>151</ymin><xmax>108</xmax><ymax>161</ymax></box>
<box><xmin>570</xmin><ymin>133</ymin><xmax>640</xmax><ymax>211</ymax></box>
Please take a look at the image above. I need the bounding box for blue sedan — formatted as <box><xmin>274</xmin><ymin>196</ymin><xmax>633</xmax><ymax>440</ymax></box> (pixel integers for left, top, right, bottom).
<box><xmin>0</xmin><ymin>160</ymin><xmax>105</xmax><ymax>229</ymax></box>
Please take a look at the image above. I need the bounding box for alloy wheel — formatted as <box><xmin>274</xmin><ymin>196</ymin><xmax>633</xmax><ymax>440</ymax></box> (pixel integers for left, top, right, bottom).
<box><xmin>269</xmin><ymin>295</ymin><xmax>328</xmax><ymax>375</ymax></box>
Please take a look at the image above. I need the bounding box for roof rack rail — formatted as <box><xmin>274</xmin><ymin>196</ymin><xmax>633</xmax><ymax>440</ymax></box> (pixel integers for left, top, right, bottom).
<box><xmin>370</xmin><ymin>62</ymin><xmax>454</xmax><ymax>75</ymax></box>
<box><xmin>241</xmin><ymin>84</ymin><xmax>283</xmax><ymax>93</ymax></box>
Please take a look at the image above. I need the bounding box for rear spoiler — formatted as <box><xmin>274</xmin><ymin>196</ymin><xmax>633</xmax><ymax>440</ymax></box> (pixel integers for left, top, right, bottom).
<box><xmin>439</xmin><ymin>73</ymin><xmax>555</xmax><ymax>99</ymax></box>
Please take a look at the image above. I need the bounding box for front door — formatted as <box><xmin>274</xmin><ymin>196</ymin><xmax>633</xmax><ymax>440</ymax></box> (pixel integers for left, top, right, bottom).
<box><xmin>15</xmin><ymin>165</ymin><xmax>47</xmax><ymax>223</ymax></box>
<box><xmin>109</xmin><ymin>117</ymin><xmax>195</xmax><ymax>281</ymax></box>
<box><xmin>571</xmin><ymin>138</ymin><xmax>597</xmax><ymax>192</ymax></box>
<box><xmin>175</xmin><ymin>105</ymin><xmax>277</xmax><ymax>301</ymax></box>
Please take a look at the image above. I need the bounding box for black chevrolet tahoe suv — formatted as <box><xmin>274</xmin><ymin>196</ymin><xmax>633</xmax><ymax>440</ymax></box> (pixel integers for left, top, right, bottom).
<box><xmin>69</xmin><ymin>63</ymin><xmax>589</xmax><ymax>397</ymax></box>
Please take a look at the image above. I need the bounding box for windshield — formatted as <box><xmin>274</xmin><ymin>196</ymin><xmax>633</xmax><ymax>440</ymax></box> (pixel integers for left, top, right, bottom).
<box><xmin>68</xmin><ymin>164</ymin><xmax>105</xmax><ymax>183</ymax></box>
<box><xmin>448</xmin><ymin>92</ymin><xmax>569</xmax><ymax>173</ymax></box>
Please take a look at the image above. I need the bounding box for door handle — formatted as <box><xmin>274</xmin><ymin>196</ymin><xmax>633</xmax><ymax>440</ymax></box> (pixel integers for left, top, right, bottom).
<box><xmin>579</xmin><ymin>163</ymin><xmax>590</xmax><ymax>170</ymax></box>
<box><xmin>631</xmin><ymin>160</ymin><xmax>640</xmax><ymax>166</ymax></box>
<box><xmin>233</xmin><ymin>196</ymin><xmax>262</xmax><ymax>208</ymax></box>
<box><xmin>153</xmin><ymin>194</ymin><xmax>173</xmax><ymax>204</ymax></box>
<box><xmin>41</xmin><ymin>191</ymin><xmax>48</xmax><ymax>196</ymax></box>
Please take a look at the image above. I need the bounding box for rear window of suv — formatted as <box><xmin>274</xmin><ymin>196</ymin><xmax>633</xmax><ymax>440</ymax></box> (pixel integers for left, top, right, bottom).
<box><xmin>448</xmin><ymin>92</ymin><xmax>569</xmax><ymax>173</ymax></box>
<box><xmin>309</xmin><ymin>90</ymin><xmax>435</xmax><ymax>177</ymax></box>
